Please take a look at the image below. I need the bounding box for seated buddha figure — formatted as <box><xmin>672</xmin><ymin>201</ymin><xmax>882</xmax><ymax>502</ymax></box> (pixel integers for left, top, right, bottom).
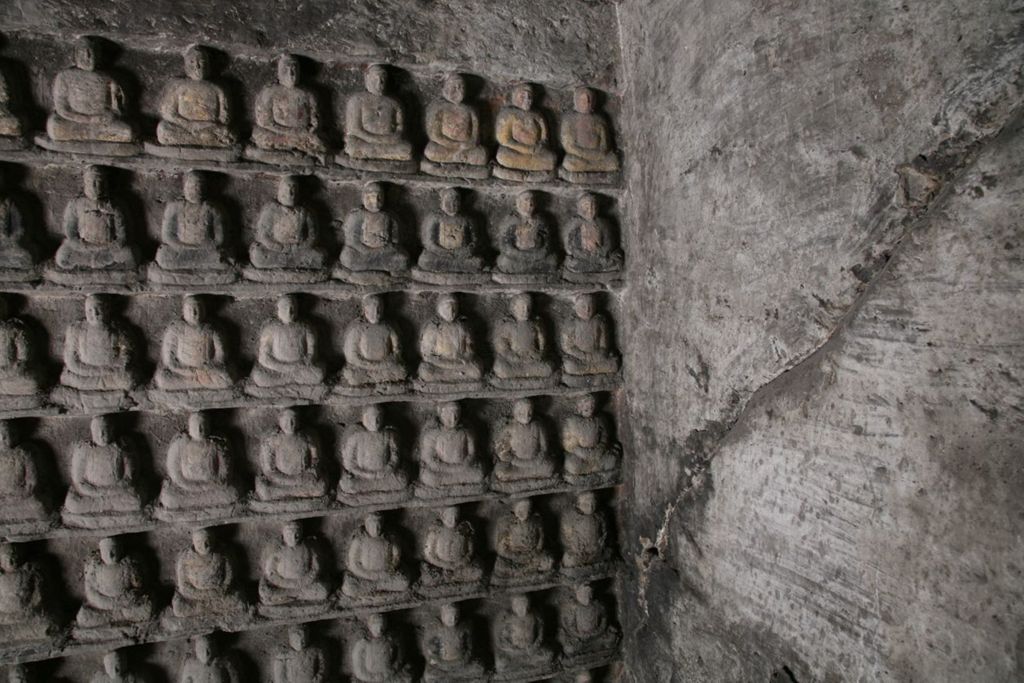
<box><xmin>258</xmin><ymin>521</ymin><xmax>331</xmax><ymax>617</ymax></box>
<box><xmin>493</xmin><ymin>399</ymin><xmax>559</xmax><ymax>493</ymax></box>
<box><xmin>49</xmin><ymin>166</ymin><xmax>138</xmax><ymax>284</ymax></box>
<box><xmin>494</xmin><ymin>190</ymin><xmax>559</xmax><ymax>284</ymax></box>
<box><xmin>562</xmin><ymin>394</ymin><xmax>621</xmax><ymax>486</ymax></box>
<box><xmin>418</xmin><ymin>506</ymin><xmax>484</xmax><ymax>597</ymax></box>
<box><xmin>350</xmin><ymin>613</ymin><xmax>412</xmax><ymax>683</ymax></box>
<box><xmin>153</xmin><ymin>295</ymin><xmax>236</xmax><ymax>404</ymax></box>
<box><xmin>336</xmin><ymin>182</ymin><xmax>410</xmax><ymax>283</ymax></box>
<box><xmin>157</xmin><ymin>411</ymin><xmax>240</xmax><ymax>521</ymax></box>
<box><xmin>0</xmin><ymin>179</ymin><xmax>38</xmax><ymax>280</ymax></box>
<box><xmin>246</xmin><ymin>175</ymin><xmax>328</xmax><ymax>283</ymax></box>
<box><xmin>421</xmin><ymin>73</ymin><xmax>488</xmax><ymax>179</ymax></box>
<box><xmin>75</xmin><ymin>537</ymin><xmax>154</xmax><ymax>635</ymax></box>
<box><xmin>413</xmin><ymin>187</ymin><xmax>487</xmax><ymax>284</ymax></box>
<box><xmin>491</xmin><ymin>293</ymin><xmax>556</xmax><ymax>389</ymax></box>
<box><xmin>0</xmin><ymin>543</ymin><xmax>58</xmax><ymax>643</ymax></box>
<box><xmin>57</xmin><ymin>295</ymin><xmax>138</xmax><ymax>410</ymax></box>
<box><xmin>416</xmin><ymin>294</ymin><xmax>483</xmax><ymax>392</ymax></box>
<box><xmin>253</xmin><ymin>408</ymin><xmax>328</xmax><ymax>512</ymax></box>
<box><xmin>564</xmin><ymin>192</ymin><xmax>623</xmax><ymax>279</ymax></box>
<box><xmin>38</xmin><ymin>36</ymin><xmax>138</xmax><ymax>155</ymax></box>
<box><xmin>339</xmin><ymin>64</ymin><xmax>415</xmax><ymax>173</ymax></box>
<box><xmin>272</xmin><ymin>624</ymin><xmax>328</xmax><ymax>683</ymax></box>
<box><xmin>62</xmin><ymin>415</ymin><xmax>147</xmax><ymax>529</ymax></box>
<box><xmin>170</xmin><ymin>528</ymin><xmax>249</xmax><ymax>623</ymax></box>
<box><xmin>559</xmin><ymin>86</ymin><xmax>621</xmax><ymax>183</ymax></box>
<box><xmin>422</xmin><ymin>603</ymin><xmax>486</xmax><ymax>682</ymax></box>
<box><xmin>415</xmin><ymin>401</ymin><xmax>485</xmax><ymax>498</ymax></box>
<box><xmin>0</xmin><ymin>60</ymin><xmax>25</xmax><ymax>148</ymax></box>
<box><xmin>89</xmin><ymin>650</ymin><xmax>147</xmax><ymax>683</ymax></box>
<box><xmin>341</xmin><ymin>513</ymin><xmax>411</xmax><ymax>605</ymax></box>
<box><xmin>149</xmin><ymin>44</ymin><xmax>238</xmax><ymax>160</ymax></box>
<box><xmin>492</xmin><ymin>499</ymin><xmax>555</xmax><ymax>586</ymax></box>
<box><xmin>0</xmin><ymin>420</ymin><xmax>51</xmax><ymax>531</ymax></box>
<box><xmin>558</xmin><ymin>583</ymin><xmax>620</xmax><ymax>659</ymax></box>
<box><xmin>150</xmin><ymin>171</ymin><xmax>236</xmax><ymax>285</ymax></box>
<box><xmin>560</xmin><ymin>293</ymin><xmax>620</xmax><ymax>386</ymax></box>
<box><xmin>560</xmin><ymin>491</ymin><xmax>614</xmax><ymax>578</ymax></box>
<box><xmin>248</xmin><ymin>294</ymin><xmax>326</xmax><ymax>400</ymax></box>
<box><xmin>0</xmin><ymin>297</ymin><xmax>44</xmax><ymax>409</ymax></box>
<box><xmin>494</xmin><ymin>594</ymin><xmax>556</xmax><ymax>675</ymax></box>
<box><xmin>247</xmin><ymin>54</ymin><xmax>327</xmax><ymax>165</ymax></box>
<box><xmin>337</xmin><ymin>405</ymin><xmax>409</xmax><ymax>505</ymax></box>
<box><xmin>339</xmin><ymin>294</ymin><xmax>407</xmax><ymax>394</ymax></box>
<box><xmin>177</xmin><ymin>635</ymin><xmax>242</xmax><ymax>683</ymax></box>
<box><xmin>494</xmin><ymin>82</ymin><xmax>556</xmax><ymax>182</ymax></box>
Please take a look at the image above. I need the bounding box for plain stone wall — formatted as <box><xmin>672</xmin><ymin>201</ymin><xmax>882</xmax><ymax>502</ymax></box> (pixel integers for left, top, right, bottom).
<box><xmin>617</xmin><ymin>0</ymin><xmax>1024</xmax><ymax>681</ymax></box>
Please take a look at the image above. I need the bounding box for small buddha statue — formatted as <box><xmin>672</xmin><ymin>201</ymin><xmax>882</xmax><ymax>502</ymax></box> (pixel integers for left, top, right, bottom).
<box><xmin>57</xmin><ymin>295</ymin><xmax>139</xmax><ymax>409</ymax></box>
<box><xmin>6</xmin><ymin>665</ymin><xmax>32</xmax><ymax>683</ymax></box>
<box><xmin>335</xmin><ymin>182</ymin><xmax>410</xmax><ymax>283</ymax></box>
<box><xmin>338</xmin><ymin>294</ymin><xmax>407</xmax><ymax>394</ymax></box>
<box><xmin>337</xmin><ymin>406</ymin><xmax>409</xmax><ymax>505</ymax></box>
<box><xmin>493</xmin><ymin>499</ymin><xmax>555</xmax><ymax>585</ymax></box>
<box><xmin>75</xmin><ymin>536</ymin><xmax>154</xmax><ymax>634</ymax></box>
<box><xmin>152</xmin><ymin>295</ymin><xmax>236</xmax><ymax>405</ymax></box>
<box><xmin>0</xmin><ymin>421</ymin><xmax>51</xmax><ymax>533</ymax></box>
<box><xmin>247</xmin><ymin>54</ymin><xmax>327</xmax><ymax>165</ymax></box>
<box><xmin>494</xmin><ymin>82</ymin><xmax>557</xmax><ymax>182</ymax></box>
<box><xmin>416</xmin><ymin>294</ymin><xmax>483</xmax><ymax>392</ymax></box>
<box><xmin>89</xmin><ymin>650</ymin><xmax>148</xmax><ymax>683</ymax></box>
<box><xmin>177</xmin><ymin>635</ymin><xmax>241</xmax><ymax>683</ymax></box>
<box><xmin>561</xmin><ymin>492</ymin><xmax>614</xmax><ymax>578</ymax></box>
<box><xmin>562</xmin><ymin>394</ymin><xmax>620</xmax><ymax>486</ymax></box>
<box><xmin>272</xmin><ymin>624</ymin><xmax>327</xmax><ymax>683</ymax></box>
<box><xmin>421</xmin><ymin>73</ymin><xmax>488</xmax><ymax>179</ymax></box>
<box><xmin>494</xmin><ymin>594</ymin><xmax>556</xmax><ymax>675</ymax></box>
<box><xmin>0</xmin><ymin>298</ymin><xmax>44</xmax><ymax>410</ymax></box>
<box><xmin>494</xmin><ymin>190</ymin><xmax>560</xmax><ymax>283</ymax></box>
<box><xmin>564</xmin><ymin>192</ymin><xmax>622</xmax><ymax>279</ymax></box>
<box><xmin>245</xmin><ymin>175</ymin><xmax>328</xmax><ymax>283</ymax></box>
<box><xmin>253</xmin><ymin>408</ymin><xmax>328</xmax><ymax>512</ymax></box>
<box><xmin>340</xmin><ymin>513</ymin><xmax>411</xmax><ymax>605</ymax></box>
<box><xmin>560</xmin><ymin>294</ymin><xmax>620</xmax><ymax>387</ymax></box>
<box><xmin>491</xmin><ymin>293</ymin><xmax>557</xmax><ymax>389</ymax></box>
<box><xmin>248</xmin><ymin>294</ymin><xmax>327</xmax><ymax>400</ymax></box>
<box><xmin>559</xmin><ymin>87</ymin><xmax>620</xmax><ymax>183</ymax></box>
<box><xmin>0</xmin><ymin>543</ymin><xmax>57</xmax><ymax>643</ymax></box>
<box><xmin>48</xmin><ymin>165</ymin><xmax>139</xmax><ymax>284</ymax></box>
<box><xmin>0</xmin><ymin>55</ymin><xmax>25</xmax><ymax>149</ymax></box>
<box><xmin>412</xmin><ymin>187</ymin><xmax>487</xmax><ymax>284</ymax></box>
<box><xmin>148</xmin><ymin>45</ymin><xmax>238</xmax><ymax>160</ymax></box>
<box><xmin>0</xmin><ymin>178</ymin><xmax>38</xmax><ymax>281</ymax></box>
<box><xmin>493</xmin><ymin>398</ymin><xmax>559</xmax><ymax>493</ymax></box>
<box><xmin>258</xmin><ymin>521</ymin><xmax>331</xmax><ymax>617</ymax></box>
<box><xmin>62</xmin><ymin>415</ymin><xmax>147</xmax><ymax>529</ymax></box>
<box><xmin>150</xmin><ymin>171</ymin><xmax>236</xmax><ymax>286</ymax></box>
<box><xmin>38</xmin><ymin>36</ymin><xmax>138</xmax><ymax>156</ymax></box>
<box><xmin>170</xmin><ymin>528</ymin><xmax>249</xmax><ymax>623</ymax></box>
<box><xmin>339</xmin><ymin>64</ymin><xmax>415</xmax><ymax>173</ymax></box>
<box><xmin>350</xmin><ymin>613</ymin><xmax>412</xmax><ymax>683</ymax></box>
<box><xmin>422</xmin><ymin>603</ymin><xmax>486</xmax><ymax>682</ymax></box>
<box><xmin>558</xmin><ymin>583</ymin><xmax>620</xmax><ymax>659</ymax></box>
<box><xmin>418</xmin><ymin>506</ymin><xmax>484</xmax><ymax>597</ymax></box>
<box><xmin>415</xmin><ymin>401</ymin><xmax>485</xmax><ymax>498</ymax></box>
<box><xmin>156</xmin><ymin>411</ymin><xmax>240</xmax><ymax>521</ymax></box>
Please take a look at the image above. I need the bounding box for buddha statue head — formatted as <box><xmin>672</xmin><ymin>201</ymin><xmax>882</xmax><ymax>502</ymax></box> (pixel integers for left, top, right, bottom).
<box><xmin>289</xmin><ymin>623</ymin><xmax>309</xmax><ymax>650</ymax></box>
<box><xmin>0</xmin><ymin>542</ymin><xmax>17</xmax><ymax>571</ymax></box>
<box><xmin>364</xmin><ymin>512</ymin><xmax>383</xmax><ymax>537</ymax></box>
<box><xmin>182</xmin><ymin>294</ymin><xmax>204</xmax><ymax>326</ymax></box>
<box><xmin>575</xmin><ymin>583</ymin><xmax>593</xmax><ymax>604</ymax></box>
<box><xmin>437</xmin><ymin>294</ymin><xmax>458</xmax><ymax>322</ymax></box>
<box><xmin>510</xmin><ymin>593</ymin><xmax>529</xmax><ymax>616</ymax></box>
<box><xmin>362</xmin><ymin>181</ymin><xmax>384</xmax><ymax>212</ymax></box>
<box><xmin>277</xmin><ymin>54</ymin><xmax>300</xmax><ymax>88</ymax></box>
<box><xmin>98</xmin><ymin>536</ymin><xmax>121</xmax><ymax>565</ymax></box>
<box><xmin>512</xmin><ymin>398</ymin><xmax>533</xmax><ymax>424</ymax></box>
<box><xmin>279</xmin><ymin>407</ymin><xmax>298</xmax><ymax>434</ymax></box>
<box><xmin>361</xmin><ymin>405</ymin><xmax>382</xmax><ymax>432</ymax></box>
<box><xmin>277</xmin><ymin>175</ymin><xmax>298</xmax><ymax>207</ymax></box>
<box><xmin>577</xmin><ymin>191</ymin><xmax>598</xmax><ymax>220</ymax></box>
<box><xmin>192</xmin><ymin>526</ymin><xmax>213</xmax><ymax>555</ymax></box>
<box><xmin>276</xmin><ymin>293</ymin><xmax>299</xmax><ymax>323</ymax></box>
<box><xmin>281</xmin><ymin>520</ymin><xmax>302</xmax><ymax>547</ymax></box>
<box><xmin>183</xmin><ymin>45</ymin><xmax>211</xmax><ymax>81</ymax></box>
<box><xmin>8</xmin><ymin>664</ymin><xmax>29</xmax><ymax>683</ymax></box>
<box><xmin>510</xmin><ymin>293</ymin><xmax>532</xmax><ymax>321</ymax></box>
<box><xmin>577</xmin><ymin>393</ymin><xmax>597</xmax><ymax>417</ymax></box>
<box><xmin>84</xmin><ymin>293</ymin><xmax>109</xmax><ymax>325</ymax></box>
<box><xmin>366</xmin><ymin>612</ymin><xmax>385</xmax><ymax>637</ymax></box>
<box><xmin>83</xmin><ymin>165</ymin><xmax>107</xmax><ymax>201</ymax></box>
<box><xmin>103</xmin><ymin>650</ymin><xmax>127</xmax><ymax>679</ymax></box>
<box><xmin>513</xmin><ymin>498</ymin><xmax>531</xmax><ymax>522</ymax></box>
<box><xmin>91</xmin><ymin>414</ymin><xmax>113</xmax><ymax>445</ymax></box>
<box><xmin>576</xmin><ymin>491</ymin><xmax>597</xmax><ymax>515</ymax></box>
<box><xmin>575</xmin><ymin>673</ymin><xmax>593</xmax><ymax>683</ymax></box>
<box><xmin>438</xmin><ymin>401</ymin><xmax>459</xmax><ymax>428</ymax></box>
<box><xmin>188</xmin><ymin>411</ymin><xmax>210</xmax><ymax>440</ymax></box>
<box><xmin>510</xmin><ymin>82</ymin><xmax>534</xmax><ymax>111</ymax></box>
<box><xmin>183</xmin><ymin>171</ymin><xmax>206</xmax><ymax>204</ymax></box>
<box><xmin>194</xmin><ymin>633</ymin><xmax>215</xmax><ymax>663</ymax></box>
<box><xmin>442</xmin><ymin>73</ymin><xmax>466</xmax><ymax>104</ymax></box>
<box><xmin>573</xmin><ymin>293</ymin><xmax>596</xmax><ymax>320</ymax></box>
<box><xmin>573</xmin><ymin>86</ymin><xmax>597</xmax><ymax>114</ymax></box>
<box><xmin>0</xmin><ymin>419</ymin><xmax>12</xmax><ymax>448</ymax></box>
<box><xmin>361</xmin><ymin>294</ymin><xmax>382</xmax><ymax>324</ymax></box>
<box><xmin>364</xmin><ymin>64</ymin><xmax>388</xmax><ymax>96</ymax></box>
<box><xmin>515</xmin><ymin>190</ymin><xmax>536</xmax><ymax>218</ymax></box>
<box><xmin>439</xmin><ymin>187</ymin><xmax>460</xmax><ymax>216</ymax></box>
<box><xmin>440</xmin><ymin>602</ymin><xmax>458</xmax><ymax>627</ymax></box>
<box><xmin>74</xmin><ymin>36</ymin><xmax>100</xmax><ymax>71</ymax></box>
<box><xmin>440</xmin><ymin>505</ymin><xmax>458</xmax><ymax>528</ymax></box>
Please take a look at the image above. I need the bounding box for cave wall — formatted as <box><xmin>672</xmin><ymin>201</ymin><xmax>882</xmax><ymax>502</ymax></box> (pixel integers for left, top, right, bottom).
<box><xmin>617</xmin><ymin>0</ymin><xmax>1024</xmax><ymax>680</ymax></box>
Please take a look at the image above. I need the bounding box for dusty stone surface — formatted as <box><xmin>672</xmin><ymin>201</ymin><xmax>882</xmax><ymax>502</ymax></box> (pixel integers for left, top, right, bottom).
<box><xmin>618</xmin><ymin>0</ymin><xmax>1024</xmax><ymax>680</ymax></box>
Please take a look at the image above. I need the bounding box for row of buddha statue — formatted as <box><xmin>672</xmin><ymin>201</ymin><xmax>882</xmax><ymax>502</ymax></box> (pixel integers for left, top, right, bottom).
<box><xmin>0</xmin><ymin>496</ymin><xmax>616</xmax><ymax>653</ymax></box>
<box><xmin>0</xmin><ymin>38</ymin><xmax>620</xmax><ymax>184</ymax></box>
<box><xmin>0</xmin><ymin>396</ymin><xmax>620</xmax><ymax>534</ymax></box>
<box><xmin>0</xmin><ymin>168</ymin><xmax>623</xmax><ymax>287</ymax></box>
<box><xmin>7</xmin><ymin>601</ymin><xmax>615</xmax><ymax>682</ymax></box>
<box><xmin>0</xmin><ymin>291</ymin><xmax>621</xmax><ymax>414</ymax></box>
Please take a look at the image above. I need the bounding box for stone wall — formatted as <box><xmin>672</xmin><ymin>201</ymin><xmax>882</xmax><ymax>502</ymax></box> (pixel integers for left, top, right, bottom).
<box><xmin>618</xmin><ymin>0</ymin><xmax>1024</xmax><ymax>680</ymax></box>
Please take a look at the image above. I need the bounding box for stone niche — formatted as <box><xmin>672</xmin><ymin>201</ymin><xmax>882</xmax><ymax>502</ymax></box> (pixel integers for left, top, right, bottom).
<box><xmin>0</xmin><ymin>7</ymin><xmax>626</xmax><ymax>680</ymax></box>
